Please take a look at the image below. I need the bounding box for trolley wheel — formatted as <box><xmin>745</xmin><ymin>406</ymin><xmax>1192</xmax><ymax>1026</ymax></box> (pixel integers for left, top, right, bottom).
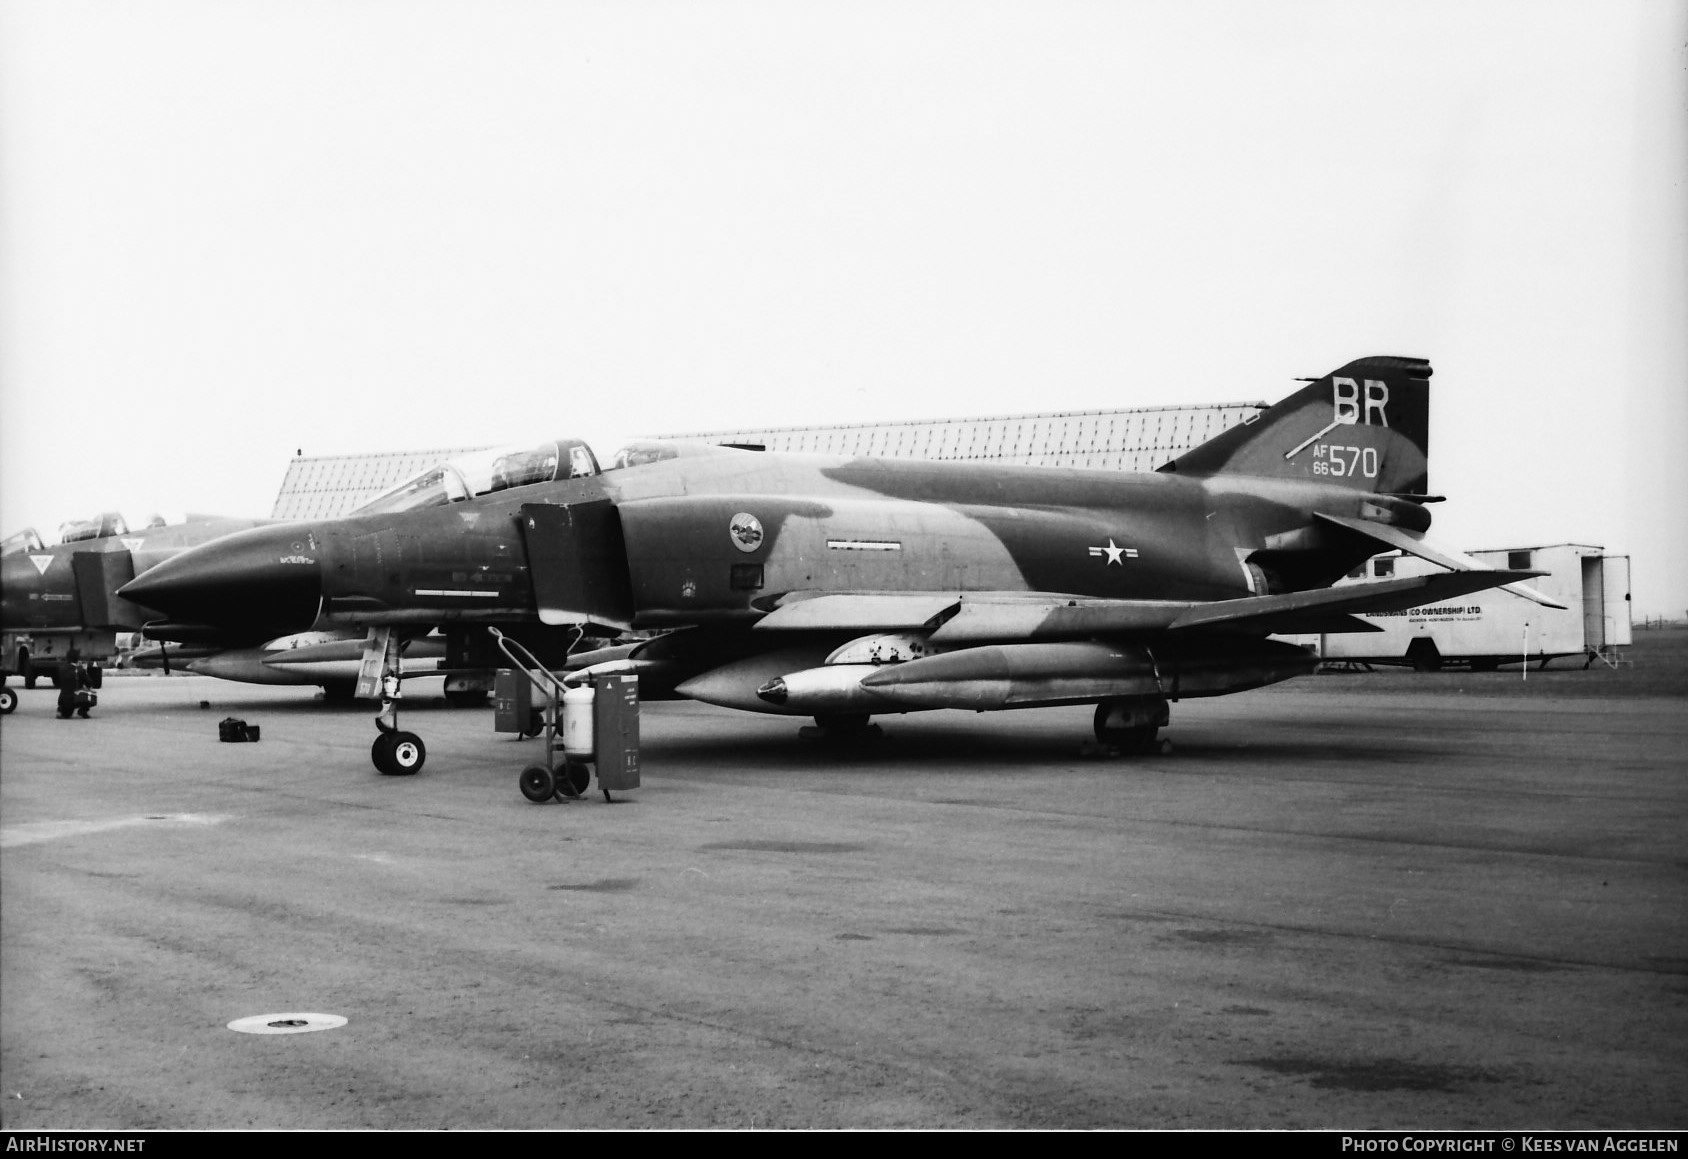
<box><xmin>521</xmin><ymin>712</ymin><xmax>544</xmax><ymax>738</ymax></box>
<box><xmin>555</xmin><ymin>760</ymin><xmax>591</xmax><ymax>799</ymax></box>
<box><xmin>0</xmin><ymin>686</ymin><xmax>16</xmax><ymax>714</ymax></box>
<box><xmin>519</xmin><ymin>764</ymin><xmax>556</xmax><ymax>803</ymax></box>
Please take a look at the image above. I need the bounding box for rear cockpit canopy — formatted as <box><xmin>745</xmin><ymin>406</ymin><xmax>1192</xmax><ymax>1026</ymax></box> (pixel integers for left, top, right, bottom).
<box><xmin>354</xmin><ymin>439</ymin><xmax>600</xmax><ymax>516</ymax></box>
<box><xmin>606</xmin><ymin>440</ymin><xmax>755</xmax><ymax>470</ymax></box>
<box><xmin>57</xmin><ymin>512</ymin><xmax>129</xmax><ymax>544</ymax></box>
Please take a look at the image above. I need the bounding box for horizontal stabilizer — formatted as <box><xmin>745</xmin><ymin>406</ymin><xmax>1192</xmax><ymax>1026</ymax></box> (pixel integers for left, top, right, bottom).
<box><xmin>1166</xmin><ymin>569</ymin><xmax>1545</xmax><ymax>635</ymax></box>
<box><xmin>1314</xmin><ymin>513</ymin><xmax>1568</xmax><ymax>609</ymax></box>
<box><xmin>1260</xmin><ymin>613</ymin><xmax>1384</xmax><ymax>636</ymax></box>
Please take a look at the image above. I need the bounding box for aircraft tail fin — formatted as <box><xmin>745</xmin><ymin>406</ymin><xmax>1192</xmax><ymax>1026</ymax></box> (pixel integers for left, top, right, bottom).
<box><xmin>1161</xmin><ymin>355</ymin><xmax>1431</xmax><ymax>496</ymax></box>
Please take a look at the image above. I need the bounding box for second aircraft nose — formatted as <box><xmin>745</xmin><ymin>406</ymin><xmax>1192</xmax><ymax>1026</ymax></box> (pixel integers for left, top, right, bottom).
<box><xmin>119</xmin><ymin>524</ymin><xmax>324</xmax><ymax>642</ymax></box>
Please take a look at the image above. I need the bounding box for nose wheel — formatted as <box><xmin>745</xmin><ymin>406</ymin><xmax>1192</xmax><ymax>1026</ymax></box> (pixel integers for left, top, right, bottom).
<box><xmin>372</xmin><ymin>730</ymin><xmax>426</xmax><ymax>776</ymax></box>
<box><xmin>360</xmin><ymin>627</ymin><xmax>428</xmax><ymax>775</ymax></box>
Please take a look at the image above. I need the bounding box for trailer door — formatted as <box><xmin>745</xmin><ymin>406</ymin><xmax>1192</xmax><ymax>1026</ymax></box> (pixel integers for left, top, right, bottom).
<box><xmin>1580</xmin><ymin>556</ymin><xmax>1605</xmax><ymax>651</ymax></box>
<box><xmin>1602</xmin><ymin>556</ymin><xmax>1632</xmax><ymax>647</ymax></box>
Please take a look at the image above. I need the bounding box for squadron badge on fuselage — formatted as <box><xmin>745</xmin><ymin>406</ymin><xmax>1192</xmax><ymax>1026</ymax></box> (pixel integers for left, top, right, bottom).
<box><xmin>729</xmin><ymin>512</ymin><xmax>764</xmax><ymax>553</ymax></box>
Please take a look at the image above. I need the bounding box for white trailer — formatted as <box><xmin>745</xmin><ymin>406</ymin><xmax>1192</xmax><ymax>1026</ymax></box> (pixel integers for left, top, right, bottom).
<box><xmin>1287</xmin><ymin>544</ymin><xmax>1631</xmax><ymax>671</ymax></box>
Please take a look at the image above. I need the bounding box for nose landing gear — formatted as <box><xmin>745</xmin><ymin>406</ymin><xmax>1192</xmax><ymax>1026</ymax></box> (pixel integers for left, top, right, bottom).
<box><xmin>360</xmin><ymin>628</ymin><xmax>427</xmax><ymax>776</ymax></box>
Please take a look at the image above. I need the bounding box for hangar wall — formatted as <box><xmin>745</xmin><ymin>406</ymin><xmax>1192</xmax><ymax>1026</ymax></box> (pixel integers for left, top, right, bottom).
<box><xmin>271</xmin><ymin>446</ymin><xmax>494</xmax><ymax>521</ymax></box>
<box><xmin>668</xmin><ymin>402</ymin><xmax>1264</xmax><ymax>471</ymax></box>
<box><xmin>270</xmin><ymin>402</ymin><xmax>1264</xmax><ymax>520</ymax></box>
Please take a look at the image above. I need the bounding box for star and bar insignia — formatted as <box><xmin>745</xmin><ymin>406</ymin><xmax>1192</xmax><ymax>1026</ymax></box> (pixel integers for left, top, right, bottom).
<box><xmin>1087</xmin><ymin>538</ymin><xmax>1139</xmax><ymax>566</ymax></box>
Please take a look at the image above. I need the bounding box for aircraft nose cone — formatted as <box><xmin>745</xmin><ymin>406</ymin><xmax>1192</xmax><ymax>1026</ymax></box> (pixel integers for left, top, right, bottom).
<box><xmin>119</xmin><ymin>524</ymin><xmax>323</xmax><ymax>640</ymax></box>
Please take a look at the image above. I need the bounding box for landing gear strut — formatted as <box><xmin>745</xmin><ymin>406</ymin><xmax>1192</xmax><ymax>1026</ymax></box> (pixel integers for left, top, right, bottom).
<box><xmin>1093</xmin><ymin>696</ymin><xmax>1169</xmax><ymax>754</ymax></box>
<box><xmin>360</xmin><ymin>628</ymin><xmax>426</xmax><ymax>776</ymax></box>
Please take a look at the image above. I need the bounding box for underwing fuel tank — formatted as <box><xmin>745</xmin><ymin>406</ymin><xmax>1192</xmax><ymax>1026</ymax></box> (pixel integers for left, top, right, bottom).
<box><xmin>755</xmin><ymin>664</ymin><xmax>883</xmax><ymax>713</ymax></box>
<box><xmin>857</xmin><ymin>639</ymin><xmax>1316</xmax><ymax>711</ymax></box>
<box><xmin>186</xmin><ymin>648</ymin><xmax>321</xmax><ymax>686</ymax></box>
<box><xmin>673</xmin><ymin>645</ymin><xmax>839</xmax><ymax>714</ymax></box>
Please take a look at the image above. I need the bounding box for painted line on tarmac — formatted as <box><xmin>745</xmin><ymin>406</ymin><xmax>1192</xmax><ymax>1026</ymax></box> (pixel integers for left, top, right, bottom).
<box><xmin>0</xmin><ymin>812</ymin><xmax>229</xmax><ymax>849</ymax></box>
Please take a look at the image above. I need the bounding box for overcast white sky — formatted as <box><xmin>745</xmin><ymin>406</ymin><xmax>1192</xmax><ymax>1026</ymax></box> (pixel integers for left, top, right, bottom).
<box><xmin>2</xmin><ymin>0</ymin><xmax>1684</xmax><ymax>616</ymax></box>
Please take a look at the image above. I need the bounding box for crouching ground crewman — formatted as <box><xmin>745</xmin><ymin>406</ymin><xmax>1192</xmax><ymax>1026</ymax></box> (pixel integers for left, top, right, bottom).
<box><xmin>55</xmin><ymin>664</ymin><xmax>97</xmax><ymax>719</ymax></box>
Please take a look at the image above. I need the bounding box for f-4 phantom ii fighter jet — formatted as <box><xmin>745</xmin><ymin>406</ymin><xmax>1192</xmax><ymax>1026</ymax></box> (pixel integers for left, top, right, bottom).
<box><xmin>0</xmin><ymin>513</ymin><xmax>274</xmax><ymax>713</ymax></box>
<box><xmin>122</xmin><ymin>356</ymin><xmax>1559</xmax><ymax>773</ymax></box>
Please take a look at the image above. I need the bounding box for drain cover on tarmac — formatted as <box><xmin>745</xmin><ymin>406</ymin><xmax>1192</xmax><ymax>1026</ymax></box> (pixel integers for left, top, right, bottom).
<box><xmin>227</xmin><ymin>1013</ymin><xmax>348</xmax><ymax>1035</ymax></box>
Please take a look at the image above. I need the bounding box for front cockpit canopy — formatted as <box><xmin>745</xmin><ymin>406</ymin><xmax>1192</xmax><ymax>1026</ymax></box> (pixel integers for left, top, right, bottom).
<box><xmin>1</xmin><ymin>527</ymin><xmax>46</xmax><ymax>555</ymax></box>
<box><xmin>354</xmin><ymin>439</ymin><xmax>601</xmax><ymax>516</ymax></box>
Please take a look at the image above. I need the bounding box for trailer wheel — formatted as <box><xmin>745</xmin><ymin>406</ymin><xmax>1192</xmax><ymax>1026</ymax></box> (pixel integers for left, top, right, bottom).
<box><xmin>0</xmin><ymin>687</ymin><xmax>16</xmax><ymax>714</ymax></box>
<box><xmin>519</xmin><ymin>765</ymin><xmax>556</xmax><ymax>802</ymax></box>
<box><xmin>555</xmin><ymin>760</ymin><xmax>591</xmax><ymax>799</ymax></box>
<box><xmin>1405</xmin><ymin>639</ymin><xmax>1443</xmax><ymax>673</ymax></box>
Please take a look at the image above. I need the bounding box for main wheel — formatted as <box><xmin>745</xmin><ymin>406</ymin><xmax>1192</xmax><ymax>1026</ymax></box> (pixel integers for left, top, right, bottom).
<box><xmin>0</xmin><ymin>686</ymin><xmax>16</xmax><ymax>714</ymax></box>
<box><xmin>519</xmin><ymin>764</ymin><xmax>556</xmax><ymax>802</ymax></box>
<box><xmin>1093</xmin><ymin>698</ymin><xmax>1168</xmax><ymax>754</ymax></box>
<box><xmin>556</xmin><ymin>760</ymin><xmax>591</xmax><ymax>799</ymax></box>
<box><xmin>321</xmin><ymin>680</ymin><xmax>358</xmax><ymax>704</ymax></box>
<box><xmin>445</xmin><ymin>688</ymin><xmax>489</xmax><ymax>708</ymax></box>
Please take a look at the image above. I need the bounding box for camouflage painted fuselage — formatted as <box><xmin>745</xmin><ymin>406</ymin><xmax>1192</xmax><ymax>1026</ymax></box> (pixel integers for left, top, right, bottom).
<box><xmin>245</xmin><ymin>451</ymin><xmax>1420</xmax><ymax>633</ymax></box>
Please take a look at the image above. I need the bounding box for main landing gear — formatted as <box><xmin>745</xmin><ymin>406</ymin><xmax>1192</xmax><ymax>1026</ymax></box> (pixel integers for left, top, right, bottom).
<box><xmin>798</xmin><ymin>713</ymin><xmax>883</xmax><ymax>744</ymax></box>
<box><xmin>1092</xmin><ymin>696</ymin><xmax>1169</xmax><ymax>755</ymax></box>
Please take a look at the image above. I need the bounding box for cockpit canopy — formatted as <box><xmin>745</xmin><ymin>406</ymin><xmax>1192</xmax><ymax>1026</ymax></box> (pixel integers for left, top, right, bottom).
<box><xmin>57</xmin><ymin>512</ymin><xmax>129</xmax><ymax>544</ymax></box>
<box><xmin>1</xmin><ymin>528</ymin><xmax>46</xmax><ymax>555</ymax></box>
<box><xmin>354</xmin><ymin>439</ymin><xmax>602</xmax><ymax>516</ymax></box>
<box><xmin>607</xmin><ymin>440</ymin><xmax>755</xmax><ymax>469</ymax></box>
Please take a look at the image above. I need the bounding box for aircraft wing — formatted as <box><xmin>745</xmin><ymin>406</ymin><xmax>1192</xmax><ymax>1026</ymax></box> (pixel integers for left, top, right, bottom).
<box><xmin>1314</xmin><ymin>512</ymin><xmax>1567</xmax><ymax>609</ymax></box>
<box><xmin>752</xmin><ymin>568</ymin><xmax>1539</xmax><ymax>644</ymax></box>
